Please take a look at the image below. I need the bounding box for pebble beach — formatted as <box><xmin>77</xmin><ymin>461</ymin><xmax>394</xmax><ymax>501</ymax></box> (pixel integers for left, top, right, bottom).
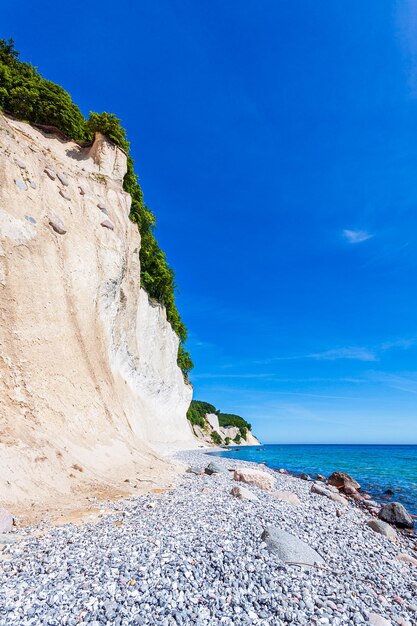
<box><xmin>0</xmin><ymin>449</ymin><xmax>416</xmax><ymax>626</ymax></box>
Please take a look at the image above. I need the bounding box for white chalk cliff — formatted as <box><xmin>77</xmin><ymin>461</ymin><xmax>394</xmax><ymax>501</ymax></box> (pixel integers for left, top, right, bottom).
<box><xmin>194</xmin><ymin>413</ymin><xmax>261</xmax><ymax>447</ymax></box>
<box><xmin>0</xmin><ymin>114</ymin><xmax>196</xmax><ymax>510</ymax></box>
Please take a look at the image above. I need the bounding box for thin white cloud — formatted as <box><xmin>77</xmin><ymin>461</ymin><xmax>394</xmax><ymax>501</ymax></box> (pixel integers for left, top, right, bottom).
<box><xmin>368</xmin><ymin>372</ymin><xmax>417</xmax><ymax>395</ymax></box>
<box><xmin>343</xmin><ymin>229</ymin><xmax>374</xmax><ymax>244</ymax></box>
<box><xmin>256</xmin><ymin>347</ymin><xmax>378</xmax><ymax>364</ymax></box>
<box><xmin>309</xmin><ymin>347</ymin><xmax>377</xmax><ymax>362</ymax></box>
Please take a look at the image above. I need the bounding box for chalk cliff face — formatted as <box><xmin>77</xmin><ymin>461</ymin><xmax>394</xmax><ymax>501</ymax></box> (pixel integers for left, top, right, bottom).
<box><xmin>0</xmin><ymin>114</ymin><xmax>195</xmax><ymax>509</ymax></box>
<box><xmin>194</xmin><ymin>413</ymin><xmax>261</xmax><ymax>447</ymax></box>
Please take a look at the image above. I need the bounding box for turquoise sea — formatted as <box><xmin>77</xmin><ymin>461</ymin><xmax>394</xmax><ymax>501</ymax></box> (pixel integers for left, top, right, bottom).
<box><xmin>211</xmin><ymin>444</ymin><xmax>417</xmax><ymax>516</ymax></box>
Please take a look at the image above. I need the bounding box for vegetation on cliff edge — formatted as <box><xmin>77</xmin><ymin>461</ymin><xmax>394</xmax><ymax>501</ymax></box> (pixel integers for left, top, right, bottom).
<box><xmin>0</xmin><ymin>39</ymin><xmax>192</xmax><ymax>376</ymax></box>
<box><xmin>186</xmin><ymin>400</ymin><xmax>252</xmax><ymax>440</ymax></box>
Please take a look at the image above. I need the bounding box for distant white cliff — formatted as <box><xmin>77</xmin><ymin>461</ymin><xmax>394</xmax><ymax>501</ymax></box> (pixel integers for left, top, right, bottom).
<box><xmin>193</xmin><ymin>413</ymin><xmax>261</xmax><ymax>447</ymax></box>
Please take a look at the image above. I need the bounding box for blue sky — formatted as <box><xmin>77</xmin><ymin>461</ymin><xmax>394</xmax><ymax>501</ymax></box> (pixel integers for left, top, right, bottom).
<box><xmin>3</xmin><ymin>1</ymin><xmax>417</xmax><ymax>443</ymax></box>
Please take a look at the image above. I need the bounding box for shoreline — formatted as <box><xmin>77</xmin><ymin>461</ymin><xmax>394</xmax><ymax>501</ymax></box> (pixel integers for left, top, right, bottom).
<box><xmin>1</xmin><ymin>449</ymin><xmax>416</xmax><ymax>625</ymax></box>
<box><xmin>208</xmin><ymin>444</ymin><xmax>417</xmax><ymax>520</ymax></box>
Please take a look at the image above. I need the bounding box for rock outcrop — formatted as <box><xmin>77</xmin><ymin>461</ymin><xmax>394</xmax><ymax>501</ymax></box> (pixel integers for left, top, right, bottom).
<box><xmin>0</xmin><ymin>114</ymin><xmax>196</xmax><ymax>510</ymax></box>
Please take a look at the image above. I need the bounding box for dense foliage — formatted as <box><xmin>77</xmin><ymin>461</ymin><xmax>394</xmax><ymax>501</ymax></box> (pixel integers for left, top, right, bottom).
<box><xmin>0</xmin><ymin>39</ymin><xmax>192</xmax><ymax>375</ymax></box>
<box><xmin>218</xmin><ymin>413</ymin><xmax>252</xmax><ymax>440</ymax></box>
<box><xmin>186</xmin><ymin>400</ymin><xmax>252</xmax><ymax>442</ymax></box>
<box><xmin>210</xmin><ymin>431</ymin><xmax>223</xmax><ymax>445</ymax></box>
<box><xmin>186</xmin><ymin>400</ymin><xmax>218</xmax><ymax>428</ymax></box>
<box><xmin>0</xmin><ymin>39</ymin><xmax>87</xmax><ymax>140</ymax></box>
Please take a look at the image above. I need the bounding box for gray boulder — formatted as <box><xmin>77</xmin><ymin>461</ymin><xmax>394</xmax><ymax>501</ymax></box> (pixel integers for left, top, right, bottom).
<box><xmin>205</xmin><ymin>461</ymin><xmax>229</xmax><ymax>476</ymax></box>
<box><xmin>367</xmin><ymin>518</ymin><xmax>397</xmax><ymax>540</ymax></box>
<box><xmin>261</xmin><ymin>526</ymin><xmax>324</xmax><ymax>568</ymax></box>
<box><xmin>378</xmin><ymin>502</ymin><xmax>414</xmax><ymax>529</ymax></box>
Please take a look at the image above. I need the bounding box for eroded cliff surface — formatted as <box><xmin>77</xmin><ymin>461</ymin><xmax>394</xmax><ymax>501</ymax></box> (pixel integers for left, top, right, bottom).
<box><xmin>0</xmin><ymin>114</ymin><xmax>195</xmax><ymax>510</ymax></box>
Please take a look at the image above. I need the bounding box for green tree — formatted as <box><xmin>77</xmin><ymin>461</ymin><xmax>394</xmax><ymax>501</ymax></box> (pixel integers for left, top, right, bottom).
<box><xmin>0</xmin><ymin>40</ymin><xmax>192</xmax><ymax>375</ymax></box>
<box><xmin>211</xmin><ymin>431</ymin><xmax>223</xmax><ymax>445</ymax></box>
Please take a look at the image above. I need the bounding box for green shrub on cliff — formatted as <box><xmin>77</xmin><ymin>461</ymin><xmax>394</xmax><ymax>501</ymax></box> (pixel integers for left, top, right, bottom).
<box><xmin>210</xmin><ymin>431</ymin><xmax>223</xmax><ymax>445</ymax></box>
<box><xmin>0</xmin><ymin>39</ymin><xmax>87</xmax><ymax>140</ymax></box>
<box><xmin>186</xmin><ymin>400</ymin><xmax>217</xmax><ymax>427</ymax></box>
<box><xmin>218</xmin><ymin>413</ymin><xmax>251</xmax><ymax>439</ymax></box>
<box><xmin>186</xmin><ymin>400</ymin><xmax>252</xmax><ymax>440</ymax></box>
<box><xmin>0</xmin><ymin>39</ymin><xmax>192</xmax><ymax>376</ymax></box>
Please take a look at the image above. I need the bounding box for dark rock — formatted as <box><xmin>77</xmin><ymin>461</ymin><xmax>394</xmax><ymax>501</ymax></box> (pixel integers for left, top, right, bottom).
<box><xmin>261</xmin><ymin>526</ymin><xmax>324</xmax><ymax>567</ymax></box>
<box><xmin>327</xmin><ymin>471</ymin><xmax>360</xmax><ymax>492</ymax></box>
<box><xmin>299</xmin><ymin>473</ymin><xmax>312</xmax><ymax>481</ymax></box>
<box><xmin>0</xmin><ymin>507</ymin><xmax>13</xmax><ymax>533</ymax></box>
<box><xmin>378</xmin><ymin>502</ymin><xmax>414</xmax><ymax>529</ymax></box>
<box><xmin>384</xmin><ymin>489</ymin><xmax>394</xmax><ymax>496</ymax></box>
<box><xmin>205</xmin><ymin>462</ymin><xmax>229</xmax><ymax>476</ymax></box>
<box><xmin>101</xmin><ymin>219</ymin><xmax>114</xmax><ymax>231</ymax></box>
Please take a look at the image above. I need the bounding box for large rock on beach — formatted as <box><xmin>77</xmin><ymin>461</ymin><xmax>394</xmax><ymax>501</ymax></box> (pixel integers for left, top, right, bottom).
<box><xmin>378</xmin><ymin>502</ymin><xmax>414</xmax><ymax>529</ymax></box>
<box><xmin>205</xmin><ymin>462</ymin><xmax>229</xmax><ymax>476</ymax></box>
<box><xmin>261</xmin><ymin>526</ymin><xmax>324</xmax><ymax>568</ymax></box>
<box><xmin>367</xmin><ymin>519</ymin><xmax>397</xmax><ymax>541</ymax></box>
<box><xmin>230</xmin><ymin>485</ymin><xmax>259</xmax><ymax>502</ymax></box>
<box><xmin>327</xmin><ymin>471</ymin><xmax>360</xmax><ymax>492</ymax></box>
<box><xmin>272</xmin><ymin>491</ymin><xmax>301</xmax><ymax>505</ymax></box>
<box><xmin>0</xmin><ymin>507</ymin><xmax>14</xmax><ymax>533</ymax></box>
<box><xmin>234</xmin><ymin>467</ymin><xmax>275</xmax><ymax>490</ymax></box>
